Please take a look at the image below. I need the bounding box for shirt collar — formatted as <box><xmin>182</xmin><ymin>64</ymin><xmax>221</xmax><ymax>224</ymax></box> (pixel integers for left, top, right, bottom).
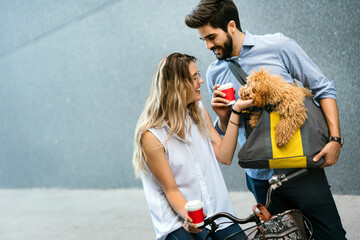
<box><xmin>227</xmin><ymin>30</ymin><xmax>255</xmax><ymax>61</ymax></box>
<box><xmin>242</xmin><ymin>30</ymin><xmax>255</xmax><ymax>47</ymax></box>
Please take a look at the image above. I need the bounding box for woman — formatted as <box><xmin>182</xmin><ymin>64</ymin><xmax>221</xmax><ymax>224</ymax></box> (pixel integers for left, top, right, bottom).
<box><xmin>133</xmin><ymin>53</ymin><xmax>253</xmax><ymax>240</ymax></box>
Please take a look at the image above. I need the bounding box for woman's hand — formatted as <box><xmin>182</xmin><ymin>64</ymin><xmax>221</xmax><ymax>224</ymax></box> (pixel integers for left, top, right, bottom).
<box><xmin>183</xmin><ymin>213</ymin><xmax>206</xmax><ymax>233</ymax></box>
<box><xmin>211</xmin><ymin>84</ymin><xmax>232</xmax><ymax>121</ymax></box>
<box><xmin>233</xmin><ymin>98</ymin><xmax>255</xmax><ymax>112</ymax></box>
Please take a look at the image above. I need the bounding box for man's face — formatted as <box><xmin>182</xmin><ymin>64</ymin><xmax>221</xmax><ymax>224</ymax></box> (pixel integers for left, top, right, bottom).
<box><xmin>197</xmin><ymin>24</ymin><xmax>234</xmax><ymax>60</ymax></box>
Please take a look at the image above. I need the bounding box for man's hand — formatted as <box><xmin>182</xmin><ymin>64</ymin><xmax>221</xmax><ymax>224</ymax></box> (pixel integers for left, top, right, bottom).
<box><xmin>313</xmin><ymin>141</ymin><xmax>341</xmax><ymax>168</ymax></box>
<box><xmin>316</xmin><ymin>98</ymin><xmax>341</xmax><ymax>168</ymax></box>
<box><xmin>211</xmin><ymin>84</ymin><xmax>232</xmax><ymax>131</ymax></box>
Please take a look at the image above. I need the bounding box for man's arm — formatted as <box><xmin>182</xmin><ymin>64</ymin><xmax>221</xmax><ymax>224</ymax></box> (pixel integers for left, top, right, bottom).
<box><xmin>313</xmin><ymin>98</ymin><xmax>341</xmax><ymax>168</ymax></box>
<box><xmin>278</xmin><ymin>35</ymin><xmax>337</xmax><ymax>104</ymax></box>
<box><xmin>279</xmin><ymin>36</ymin><xmax>341</xmax><ymax>168</ymax></box>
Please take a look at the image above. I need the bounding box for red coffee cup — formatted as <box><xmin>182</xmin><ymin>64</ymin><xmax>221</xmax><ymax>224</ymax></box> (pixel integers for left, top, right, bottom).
<box><xmin>218</xmin><ymin>83</ymin><xmax>235</xmax><ymax>105</ymax></box>
<box><xmin>185</xmin><ymin>200</ymin><xmax>204</xmax><ymax>227</ymax></box>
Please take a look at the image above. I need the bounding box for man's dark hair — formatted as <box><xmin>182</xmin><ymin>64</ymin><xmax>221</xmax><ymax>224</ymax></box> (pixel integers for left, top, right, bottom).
<box><xmin>185</xmin><ymin>0</ymin><xmax>242</xmax><ymax>32</ymax></box>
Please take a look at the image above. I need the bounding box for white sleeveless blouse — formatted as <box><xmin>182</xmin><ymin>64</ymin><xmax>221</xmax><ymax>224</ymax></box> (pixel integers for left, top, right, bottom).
<box><xmin>141</xmin><ymin>102</ymin><xmax>237</xmax><ymax>240</ymax></box>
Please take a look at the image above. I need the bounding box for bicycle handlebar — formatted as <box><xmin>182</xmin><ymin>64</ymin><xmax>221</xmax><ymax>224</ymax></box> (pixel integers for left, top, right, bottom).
<box><xmin>283</xmin><ymin>168</ymin><xmax>308</xmax><ymax>183</ymax></box>
<box><xmin>265</xmin><ymin>169</ymin><xmax>308</xmax><ymax>208</ymax></box>
<box><xmin>200</xmin><ymin>212</ymin><xmax>260</xmax><ymax>240</ymax></box>
<box><xmin>201</xmin><ymin>169</ymin><xmax>309</xmax><ymax>238</ymax></box>
<box><xmin>201</xmin><ymin>212</ymin><xmax>258</xmax><ymax>227</ymax></box>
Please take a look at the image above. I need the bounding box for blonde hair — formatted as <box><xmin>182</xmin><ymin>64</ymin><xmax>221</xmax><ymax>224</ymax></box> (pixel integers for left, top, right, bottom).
<box><xmin>132</xmin><ymin>53</ymin><xmax>209</xmax><ymax>178</ymax></box>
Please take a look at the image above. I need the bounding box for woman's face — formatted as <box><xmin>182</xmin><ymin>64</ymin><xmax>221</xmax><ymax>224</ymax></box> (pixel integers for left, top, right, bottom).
<box><xmin>187</xmin><ymin>61</ymin><xmax>204</xmax><ymax>105</ymax></box>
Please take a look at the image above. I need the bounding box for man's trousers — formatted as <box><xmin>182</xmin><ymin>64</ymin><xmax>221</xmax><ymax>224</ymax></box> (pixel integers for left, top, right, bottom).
<box><xmin>246</xmin><ymin>168</ymin><xmax>347</xmax><ymax>239</ymax></box>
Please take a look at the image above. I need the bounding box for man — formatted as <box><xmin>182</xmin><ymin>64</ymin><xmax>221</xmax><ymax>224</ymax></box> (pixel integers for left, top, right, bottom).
<box><xmin>185</xmin><ymin>0</ymin><xmax>346</xmax><ymax>239</ymax></box>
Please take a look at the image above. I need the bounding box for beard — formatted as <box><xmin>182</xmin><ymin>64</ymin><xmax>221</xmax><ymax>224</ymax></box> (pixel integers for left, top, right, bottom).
<box><xmin>212</xmin><ymin>33</ymin><xmax>233</xmax><ymax>60</ymax></box>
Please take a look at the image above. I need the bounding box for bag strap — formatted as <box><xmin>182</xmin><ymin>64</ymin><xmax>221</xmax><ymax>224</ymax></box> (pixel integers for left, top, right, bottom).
<box><xmin>252</xmin><ymin>203</ymin><xmax>272</xmax><ymax>222</ymax></box>
<box><xmin>227</xmin><ymin>60</ymin><xmax>255</xmax><ymax>137</ymax></box>
<box><xmin>263</xmin><ymin>110</ymin><xmax>273</xmax><ymax>159</ymax></box>
<box><xmin>227</xmin><ymin>60</ymin><xmax>248</xmax><ymax>85</ymax></box>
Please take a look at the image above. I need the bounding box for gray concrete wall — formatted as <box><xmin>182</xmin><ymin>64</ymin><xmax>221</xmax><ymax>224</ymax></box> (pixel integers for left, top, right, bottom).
<box><xmin>0</xmin><ymin>0</ymin><xmax>359</xmax><ymax>194</ymax></box>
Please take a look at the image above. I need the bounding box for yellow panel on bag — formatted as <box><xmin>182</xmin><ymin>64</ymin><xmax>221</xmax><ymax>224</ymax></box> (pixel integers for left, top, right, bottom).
<box><xmin>269</xmin><ymin>156</ymin><xmax>307</xmax><ymax>168</ymax></box>
<box><xmin>270</xmin><ymin>112</ymin><xmax>304</xmax><ymax>158</ymax></box>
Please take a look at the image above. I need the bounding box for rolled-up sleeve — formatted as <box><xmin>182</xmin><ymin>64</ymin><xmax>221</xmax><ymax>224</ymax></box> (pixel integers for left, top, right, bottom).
<box><xmin>278</xmin><ymin>36</ymin><xmax>336</xmax><ymax>105</ymax></box>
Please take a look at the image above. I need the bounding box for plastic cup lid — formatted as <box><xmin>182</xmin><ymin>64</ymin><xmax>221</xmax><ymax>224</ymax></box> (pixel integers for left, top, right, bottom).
<box><xmin>185</xmin><ymin>200</ymin><xmax>203</xmax><ymax>211</ymax></box>
<box><xmin>218</xmin><ymin>83</ymin><xmax>233</xmax><ymax>91</ymax></box>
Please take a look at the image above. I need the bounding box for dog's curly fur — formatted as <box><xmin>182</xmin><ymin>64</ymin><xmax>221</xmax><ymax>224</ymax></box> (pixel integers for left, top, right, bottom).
<box><xmin>239</xmin><ymin>68</ymin><xmax>313</xmax><ymax>147</ymax></box>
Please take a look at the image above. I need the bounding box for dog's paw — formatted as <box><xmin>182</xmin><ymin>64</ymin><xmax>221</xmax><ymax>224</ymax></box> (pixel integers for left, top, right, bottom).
<box><xmin>275</xmin><ymin>120</ymin><xmax>296</xmax><ymax>147</ymax></box>
<box><xmin>275</xmin><ymin>132</ymin><xmax>292</xmax><ymax>147</ymax></box>
<box><xmin>276</xmin><ymin>135</ymin><xmax>291</xmax><ymax>147</ymax></box>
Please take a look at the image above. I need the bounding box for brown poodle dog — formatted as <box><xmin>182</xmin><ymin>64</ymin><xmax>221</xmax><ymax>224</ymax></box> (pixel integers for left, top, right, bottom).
<box><xmin>239</xmin><ymin>68</ymin><xmax>313</xmax><ymax>147</ymax></box>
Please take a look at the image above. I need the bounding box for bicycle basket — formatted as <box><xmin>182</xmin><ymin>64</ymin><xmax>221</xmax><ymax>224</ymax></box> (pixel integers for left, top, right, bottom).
<box><xmin>240</xmin><ymin>204</ymin><xmax>309</xmax><ymax>240</ymax></box>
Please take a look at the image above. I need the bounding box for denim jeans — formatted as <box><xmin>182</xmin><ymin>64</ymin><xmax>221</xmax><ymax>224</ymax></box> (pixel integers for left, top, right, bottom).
<box><xmin>165</xmin><ymin>224</ymin><xmax>245</xmax><ymax>240</ymax></box>
<box><xmin>165</xmin><ymin>227</ymin><xmax>208</xmax><ymax>240</ymax></box>
<box><xmin>210</xmin><ymin>223</ymin><xmax>246</xmax><ymax>240</ymax></box>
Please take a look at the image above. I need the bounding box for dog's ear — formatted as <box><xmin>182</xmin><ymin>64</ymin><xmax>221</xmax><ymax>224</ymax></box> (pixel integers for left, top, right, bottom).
<box><xmin>249</xmin><ymin>70</ymin><xmax>270</xmax><ymax>107</ymax></box>
<box><xmin>251</xmin><ymin>82</ymin><xmax>266</xmax><ymax>107</ymax></box>
<box><xmin>265</xmin><ymin>75</ymin><xmax>285</xmax><ymax>104</ymax></box>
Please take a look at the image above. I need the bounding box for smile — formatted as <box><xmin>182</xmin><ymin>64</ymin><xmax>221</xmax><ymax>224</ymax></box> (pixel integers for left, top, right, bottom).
<box><xmin>212</xmin><ymin>47</ymin><xmax>221</xmax><ymax>55</ymax></box>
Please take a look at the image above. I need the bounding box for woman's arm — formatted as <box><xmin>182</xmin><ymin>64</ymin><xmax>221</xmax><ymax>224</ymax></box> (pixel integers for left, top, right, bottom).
<box><xmin>205</xmin><ymin>98</ymin><xmax>254</xmax><ymax>165</ymax></box>
<box><xmin>141</xmin><ymin>131</ymin><xmax>202</xmax><ymax>233</ymax></box>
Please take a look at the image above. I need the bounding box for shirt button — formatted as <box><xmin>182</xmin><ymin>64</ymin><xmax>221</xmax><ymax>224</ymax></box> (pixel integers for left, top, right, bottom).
<box><xmin>238</xmin><ymin>57</ymin><xmax>241</xmax><ymax>60</ymax></box>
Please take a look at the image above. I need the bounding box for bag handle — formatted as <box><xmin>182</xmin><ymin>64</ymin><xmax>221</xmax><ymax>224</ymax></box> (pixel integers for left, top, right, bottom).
<box><xmin>227</xmin><ymin>60</ymin><xmax>248</xmax><ymax>85</ymax></box>
<box><xmin>252</xmin><ymin>203</ymin><xmax>272</xmax><ymax>222</ymax></box>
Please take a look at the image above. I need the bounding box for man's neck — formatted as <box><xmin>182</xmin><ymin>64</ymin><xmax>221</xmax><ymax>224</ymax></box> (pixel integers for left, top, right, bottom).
<box><xmin>231</xmin><ymin>30</ymin><xmax>245</xmax><ymax>57</ymax></box>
